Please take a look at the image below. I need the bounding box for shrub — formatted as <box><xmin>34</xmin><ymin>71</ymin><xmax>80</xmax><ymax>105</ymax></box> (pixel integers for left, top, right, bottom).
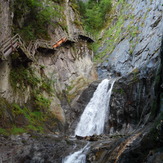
<box><xmin>13</xmin><ymin>0</ymin><xmax>63</xmax><ymax>41</ymax></box>
<box><xmin>77</xmin><ymin>0</ymin><xmax>112</xmax><ymax>33</ymax></box>
<box><xmin>10</xmin><ymin>65</ymin><xmax>41</xmax><ymax>90</ymax></box>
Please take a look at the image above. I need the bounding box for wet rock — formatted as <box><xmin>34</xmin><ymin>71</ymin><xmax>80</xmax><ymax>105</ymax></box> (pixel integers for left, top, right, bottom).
<box><xmin>66</xmin><ymin>80</ymin><xmax>100</xmax><ymax>133</ymax></box>
<box><xmin>86</xmin><ymin>124</ymin><xmax>163</xmax><ymax>163</ymax></box>
<box><xmin>0</xmin><ymin>134</ymin><xmax>77</xmax><ymax>163</ymax></box>
<box><xmin>107</xmin><ymin>37</ymin><xmax>163</xmax><ymax>135</ymax></box>
<box><xmin>76</xmin><ymin>135</ymin><xmax>99</xmax><ymax>141</ymax></box>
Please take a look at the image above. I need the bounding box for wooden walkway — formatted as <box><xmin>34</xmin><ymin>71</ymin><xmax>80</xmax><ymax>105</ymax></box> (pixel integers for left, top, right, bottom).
<box><xmin>0</xmin><ymin>34</ymin><xmax>31</xmax><ymax>60</ymax></box>
<box><xmin>0</xmin><ymin>32</ymin><xmax>94</xmax><ymax>61</ymax></box>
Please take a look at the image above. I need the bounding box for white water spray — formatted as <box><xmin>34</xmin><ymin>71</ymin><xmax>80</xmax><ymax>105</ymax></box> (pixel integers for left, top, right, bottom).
<box><xmin>75</xmin><ymin>79</ymin><xmax>115</xmax><ymax>137</ymax></box>
<box><xmin>63</xmin><ymin>79</ymin><xmax>115</xmax><ymax>163</ymax></box>
<box><xmin>63</xmin><ymin>144</ymin><xmax>89</xmax><ymax>163</ymax></box>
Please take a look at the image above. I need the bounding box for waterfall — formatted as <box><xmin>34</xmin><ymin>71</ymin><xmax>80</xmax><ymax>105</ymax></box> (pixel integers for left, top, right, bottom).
<box><xmin>63</xmin><ymin>144</ymin><xmax>89</xmax><ymax>163</ymax></box>
<box><xmin>75</xmin><ymin>79</ymin><xmax>115</xmax><ymax>137</ymax></box>
<box><xmin>63</xmin><ymin>79</ymin><xmax>115</xmax><ymax>163</ymax></box>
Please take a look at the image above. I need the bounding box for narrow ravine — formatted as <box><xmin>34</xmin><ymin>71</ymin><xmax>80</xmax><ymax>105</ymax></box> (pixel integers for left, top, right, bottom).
<box><xmin>63</xmin><ymin>79</ymin><xmax>115</xmax><ymax>163</ymax></box>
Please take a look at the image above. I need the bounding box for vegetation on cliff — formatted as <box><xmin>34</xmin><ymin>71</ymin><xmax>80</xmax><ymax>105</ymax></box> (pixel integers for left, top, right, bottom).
<box><xmin>77</xmin><ymin>0</ymin><xmax>112</xmax><ymax>33</ymax></box>
<box><xmin>0</xmin><ymin>97</ymin><xmax>59</xmax><ymax>135</ymax></box>
<box><xmin>13</xmin><ymin>0</ymin><xmax>64</xmax><ymax>41</ymax></box>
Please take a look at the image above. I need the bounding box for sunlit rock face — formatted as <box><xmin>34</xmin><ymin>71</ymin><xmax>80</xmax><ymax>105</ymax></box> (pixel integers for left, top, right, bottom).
<box><xmin>98</xmin><ymin>0</ymin><xmax>163</xmax><ymax>78</ymax></box>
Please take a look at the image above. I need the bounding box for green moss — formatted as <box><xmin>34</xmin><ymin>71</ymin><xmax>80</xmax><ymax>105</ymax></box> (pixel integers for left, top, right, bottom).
<box><xmin>10</xmin><ymin>63</ymin><xmax>55</xmax><ymax>95</ymax></box>
<box><xmin>40</xmin><ymin>78</ymin><xmax>55</xmax><ymax>94</ymax></box>
<box><xmin>33</xmin><ymin>94</ymin><xmax>51</xmax><ymax>111</ymax></box>
<box><xmin>11</xmin><ymin>127</ymin><xmax>26</xmax><ymax>135</ymax></box>
<box><xmin>113</xmin><ymin>88</ymin><xmax>125</xmax><ymax>94</ymax></box>
<box><xmin>13</xmin><ymin>0</ymin><xmax>64</xmax><ymax>42</ymax></box>
<box><xmin>10</xmin><ymin>65</ymin><xmax>41</xmax><ymax>90</ymax></box>
<box><xmin>73</xmin><ymin>20</ymin><xmax>83</xmax><ymax>27</ymax></box>
<box><xmin>91</xmin><ymin>0</ymin><xmax>142</xmax><ymax>63</ymax></box>
<box><xmin>0</xmin><ymin>96</ymin><xmax>59</xmax><ymax>135</ymax></box>
<box><xmin>0</xmin><ymin>128</ymin><xmax>8</xmax><ymax>135</ymax></box>
<box><xmin>70</xmin><ymin>1</ymin><xmax>79</xmax><ymax>12</ymax></box>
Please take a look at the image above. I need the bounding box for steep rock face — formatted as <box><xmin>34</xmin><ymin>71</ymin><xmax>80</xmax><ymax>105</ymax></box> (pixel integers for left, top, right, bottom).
<box><xmin>66</xmin><ymin>80</ymin><xmax>100</xmax><ymax>133</ymax></box>
<box><xmin>0</xmin><ymin>0</ymin><xmax>97</xmax><ymax>130</ymax></box>
<box><xmin>0</xmin><ymin>0</ymin><xmax>12</xmax><ymax>43</ymax></box>
<box><xmin>97</xmin><ymin>0</ymin><xmax>163</xmax><ymax>77</ymax></box>
<box><xmin>0</xmin><ymin>133</ymin><xmax>86</xmax><ymax>163</ymax></box>
<box><xmin>0</xmin><ymin>0</ymin><xmax>12</xmax><ymax>102</ymax></box>
<box><xmin>108</xmin><ymin>64</ymin><xmax>161</xmax><ymax>135</ymax></box>
<box><xmin>69</xmin><ymin>0</ymin><xmax>163</xmax><ymax>135</ymax></box>
<box><xmin>94</xmin><ymin>0</ymin><xmax>163</xmax><ymax>134</ymax></box>
<box><xmin>36</xmin><ymin>40</ymin><xmax>97</xmax><ymax>124</ymax></box>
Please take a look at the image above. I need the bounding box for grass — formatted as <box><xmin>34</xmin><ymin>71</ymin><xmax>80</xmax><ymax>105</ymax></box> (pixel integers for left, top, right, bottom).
<box><xmin>10</xmin><ymin>127</ymin><xmax>26</xmax><ymax>135</ymax></box>
<box><xmin>0</xmin><ymin>95</ymin><xmax>59</xmax><ymax>136</ymax></box>
<box><xmin>10</xmin><ymin>63</ymin><xmax>55</xmax><ymax>95</ymax></box>
<box><xmin>10</xmin><ymin>65</ymin><xmax>41</xmax><ymax>90</ymax></box>
<box><xmin>0</xmin><ymin>128</ymin><xmax>8</xmax><ymax>135</ymax></box>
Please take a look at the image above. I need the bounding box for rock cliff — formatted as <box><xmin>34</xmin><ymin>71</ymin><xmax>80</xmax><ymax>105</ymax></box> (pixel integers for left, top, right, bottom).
<box><xmin>0</xmin><ymin>0</ymin><xmax>97</xmax><ymax>133</ymax></box>
<box><xmin>97</xmin><ymin>0</ymin><xmax>162</xmax><ymax>77</ymax></box>
<box><xmin>0</xmin><ymin>0</ymin><xmax>163</xmax><ymax>162</ymax></box>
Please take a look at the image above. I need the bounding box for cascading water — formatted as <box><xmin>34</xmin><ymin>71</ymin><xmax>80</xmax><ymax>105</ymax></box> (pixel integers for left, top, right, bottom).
<box><xmin>63</xmin><ymin>144</ymin><xmax>89</xmax><ymax>163</ymax></box>
<box><xmin>75</xmin><ymin>79</ymin><xmax>115</xmax><ymax>137</ymax></box>
<box><xmin>63</xmin><ymin>79</ymin><xmax>115</xmax><ymax>163</ymax></box>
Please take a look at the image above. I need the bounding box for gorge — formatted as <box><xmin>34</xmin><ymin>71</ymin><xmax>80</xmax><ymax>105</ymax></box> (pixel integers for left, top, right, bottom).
<box><xmin>0</xmin><ymin>0</ymin><xmax>163</xmax><ymax>162</ymax></box>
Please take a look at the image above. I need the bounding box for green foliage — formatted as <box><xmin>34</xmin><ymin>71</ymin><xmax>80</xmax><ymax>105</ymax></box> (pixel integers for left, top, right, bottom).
<box><xmin>11</xmin><ymin>127</ymin><xmax>26</xmax><ymax>135</ymax></box>
<box><xmin>77</xmin><ymin>0</ymin><xmax>112</xmax><ymax>33</ymax></box>
<box><xmin>10</xmin><ymin>65</ymin><xmax>41</xmax><ymax>90</ymax></box>
<box><xmin>34</xmin><ymin>94</ymin><xmax>51</xmax><ymax>111</ymax></box>
<box><xmin>13</xmin><ymin>0</ymin><xmax>63</xmax><ymax>41</ymax></box>
<box><xmin>10</xmin><ymin>64</ymin><xmax>55</xmax><ymax>95</ymax></box>
<box><xmin>10</xmin><ymin>103</ymin><xmax>47</xmax><ymax>133</ymax></box>
<box><xmin>0</xmin><ymin>128</ymin><xmax>7</xmax><ymax>135</ymax></box>
<box><xmin>0</xmin><ymin>95</ymin><xmax>59</xmax><ymax>135</ymax></box>
<box><xmin>92</xmin><ymin>1</ymin><xmax>141</xmax><ymax>63</ymax></box>
<box><xmin>41</xmin><ymin>78</ymin><xmax>55</xmax><ymax>94</ymax></box>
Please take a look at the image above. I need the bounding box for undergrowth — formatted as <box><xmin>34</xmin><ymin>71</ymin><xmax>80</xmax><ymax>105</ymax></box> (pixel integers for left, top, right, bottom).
<box><xmin>92</xmin><ymin>0</ymin><xmax>140</xmax><ymax>63</ymax></box>
<box><xmin>10</xmin><ymin>63</ymin><xmax>54</xmax><ymax>95</ymax></box>
<box><xmin>0</xmin><ymin>97</ymin><xmax>56</xmax><ymax>136</ymax></box>
<box><xmin>13</xmin><ymin>0</ymin><xmax>64</xmax><ymax>42</ymax></box>
<box><xmin>77</xmin><ymin>0</ymin><xmax>112</xmax><ymax>34</ymax></box>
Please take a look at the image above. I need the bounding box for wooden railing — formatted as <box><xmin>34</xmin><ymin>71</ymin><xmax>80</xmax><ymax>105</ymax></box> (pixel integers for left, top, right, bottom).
<box><xmin>0</xmin><ymin>34</ymin><xmax>20</xmax><ymax>60</ymax></box>
<box><xmin>0</xmin><ymin>34</ymin><xmax>56</xmax><ymax>60</ymax></box>
<box><xmin>0</xmin><ymin>34</ymin><xmax>33</xmax><ymax>60</ymax></box>
<box><xmin>0</xmin><ymin>31</ymin><xmax>94</xmax><ymax>61</ymax></box>
<box><xmin>27</xmin><ymin>39</ymin><xmax>54</xmax><ymax>57</ymax></box>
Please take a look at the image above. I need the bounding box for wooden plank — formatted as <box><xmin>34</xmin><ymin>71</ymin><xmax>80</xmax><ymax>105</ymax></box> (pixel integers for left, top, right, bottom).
<box><xmin>3</xmin><ymin>42</ymin><xmax>18</xmax><ymax>53</ymax></box>
<box><xmin>0</xmin><ymin>34</ymin><xmax>18</xmax><ymax>47</ymax></box>
<box><xmin>3</xmin><ymin>41</ymin><xmax>18</xmax><ymax>53</ymax></box>
<box><xmin>3</xmin><ymin>48</ymin><xmax>13</xmax><ymax>58</ymax></box>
